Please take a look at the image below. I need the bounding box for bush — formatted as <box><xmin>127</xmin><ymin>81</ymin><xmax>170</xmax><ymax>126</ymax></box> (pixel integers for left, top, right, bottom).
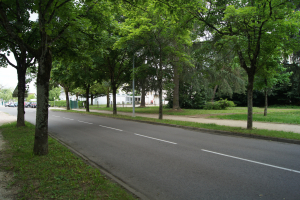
<box><xmin>49</xmin><ymin>100</ymin><xmax>85</xmax><ymax>108</ymax></box>
<box><xmin>49</xmin><ymin>100</ymin><xmax>66</xmax><ymax>107</ymax></box>
<box><xmin>203</xmin><ymin>99</ymin><xmax>236</xmax><ymax>110</ymax></box>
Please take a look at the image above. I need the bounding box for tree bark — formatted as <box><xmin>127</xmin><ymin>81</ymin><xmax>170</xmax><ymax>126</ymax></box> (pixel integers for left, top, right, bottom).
<box><xmin>211</xmin><ymin>85</ymin><xmax>218</xmax><ymax>102</ymax></box>
<box><xmin>172</xmin><ymin>64</ymin><xmax>180</xmax><ymax>110</ymax></box>
<box><xmin>64</xmin><ymin>87</ymin><xmax>70</xmax><ymax>110</ymax></box>
<box><xmin>106</xmin><ymin>87</ymin><xmax>110</xmax><ymax>108</ymax></box>
<box><xmin>264</xmin><ymin>88</ymin><xmax>268</xmax><ymax>116</ymax></box>
<box><xmin>91</xmin><ymin>94</ymin><xmax>94</xmax><ymax>105</ymax></box>
<box><xmin>140</xmin><ymin>82</ymin><xmax>146</xmax><ymax>107</ymax></box>
<box><xmin>247</xmin><ymin>73</ymin><xmax>254</xmax><ymax>129</ymax></box>
<box><xmin>17</xmin><ymin>67</ymin><xmax>26</xmax><ymax>127</ymax></box>
<box><xmin>112</xmin><ymin>86</ymin><xmax>117</xmax><ymax>115</ymax></box>
<box><xmin>33</xmin><ymin>49</ymin><xmax>52</xmax><ymax>155</ymax></box>
<box><xmin>85</xmin><ymin>84</ymin><xmax>90</xmax><ymax>112</ymax></box>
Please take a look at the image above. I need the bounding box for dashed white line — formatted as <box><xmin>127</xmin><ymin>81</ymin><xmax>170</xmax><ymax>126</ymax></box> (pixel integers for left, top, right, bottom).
<box><xmin>63</xmin><ymin>117</ymin><xmax>74</xmax><ymax>120</ymax></box>
<box><xmin>52</xmin><ymin>115</ymin><xmax>60</xmax><ymax>117</ymax></box>
<box><xmin>134</xmin><ymin>133</ymin><xmax>177</xmax><ymax>145</ymax></box>
<box><xmin>99</xmin><ymin>125</ymin><xmax>123</xmax><ymax>132</ymax></box>
<box><xmin>78</xmin><ymin>120</ymin><xmax>93</xmax><ymax>124</ymax></box>
<box><xmin>201</xmin><ymin>149</ymin><xmax>300</xmax><ymax>174</ymax></box>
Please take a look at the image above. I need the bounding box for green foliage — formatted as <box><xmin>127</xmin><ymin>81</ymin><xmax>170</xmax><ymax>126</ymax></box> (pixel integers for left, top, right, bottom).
<box><xmin>49</xmin><ymin>87</ymin><xmax>61</xmax><ymax>101</ymax></box>
<box><xmin>203</xmin><ymin>99</ymin><xmax>236</xmax><ymax>110</ymax></box>
<box><xmin>26</xmin><ymin>93</ymin><xmax>36</xmax><ymax>102</ymax></box>
<box><xmin>0</xmin><ymin>88</ymin><xmax>13</xmax><ymax>101</ymax></box>
<box><xmin>50</xmin><ymin>100</ymin><xmax>84</xmax><ymax>108</ymax></box>
<box><xmin>49</xmin><ymin>100</ymin><xmax>67</xmax><ymax>107</ymax></box>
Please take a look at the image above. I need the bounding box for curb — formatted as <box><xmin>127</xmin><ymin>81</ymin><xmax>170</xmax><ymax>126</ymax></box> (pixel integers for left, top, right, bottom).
<box><xmin>48</xmin><ymin>132</ymin><xmax>150</xmax><ymax>200</ymax></box>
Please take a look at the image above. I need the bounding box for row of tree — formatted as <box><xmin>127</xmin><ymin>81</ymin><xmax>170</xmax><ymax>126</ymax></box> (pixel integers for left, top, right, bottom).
<box><xmin>1</xmin><ymin>0</ymin><xmax>300</xmax><ymax>155</ymax></box>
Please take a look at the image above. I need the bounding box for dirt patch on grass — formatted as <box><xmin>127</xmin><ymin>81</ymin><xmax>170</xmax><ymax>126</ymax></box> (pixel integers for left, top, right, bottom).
<box><xmin>0</xmin><ymin>132</ymin><xmax>20</xmax><ymax>200</ymax></box>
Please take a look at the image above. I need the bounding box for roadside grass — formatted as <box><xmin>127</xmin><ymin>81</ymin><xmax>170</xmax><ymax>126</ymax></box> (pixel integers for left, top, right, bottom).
<box><xmin>87</xmin><ymin>106</ymin><xmax>299</xmax><ymax>116</ymax></box>
<box><xmin>0</xmin><ymin>122</ymin><xmax>136</xmax><ymax>200</ymax></box>
<box><xmin>56</xmin><ymin>110</ymin><xmax>300</xmax><ymax>141</ymax></box>
<box><xmin>209</xmin><ymin>111</ymin><xmax>300</xmax><ymax>124</ymax></box>
<box><xmin>268</xmin><ymin>105</ymin><xmax>300</xmax><ymax>109</ymax></box>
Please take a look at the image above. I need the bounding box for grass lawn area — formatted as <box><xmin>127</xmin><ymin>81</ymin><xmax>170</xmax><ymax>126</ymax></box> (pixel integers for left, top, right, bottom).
<box><xmin>57</xmin><ymin>110</ymin><xmax>300</xmax><ymax>141</ymax></box>
<box><xmin>0</xmin><ymin>122</ymin><xmax>135</xmax><ymax>200</ymax></box>
<box><xmin>209</xmin><ymin>111</ymin><xmax>300</xmax><ymax>124</ymax></box>
<box><xmin>89</xmin><ymin>105</ymin><xmax>300</xmax><ymax>116</ymax></box>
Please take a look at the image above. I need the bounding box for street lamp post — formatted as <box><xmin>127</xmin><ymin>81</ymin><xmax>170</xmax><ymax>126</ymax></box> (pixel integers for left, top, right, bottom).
<box><xmin>132</xmin><ymin>54</ymin><xmax>135</xmax><ymax>117</ymax></box>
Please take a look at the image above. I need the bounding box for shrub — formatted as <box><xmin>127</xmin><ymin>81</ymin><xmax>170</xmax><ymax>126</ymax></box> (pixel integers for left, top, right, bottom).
<box><xmin>203</xmin><ymin>99</ymin><xmax>235</xmax><ymax>110</ymax></box>
<box><xmin>49</xmin><ymin>100</ymin><xmax>66</xmax><ymax>107</ymax></box>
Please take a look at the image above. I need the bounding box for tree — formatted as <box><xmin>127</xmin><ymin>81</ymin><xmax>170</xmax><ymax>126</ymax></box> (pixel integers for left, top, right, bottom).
<box><xmin>49</xmin><ymin>87</ymin><xmax>61</xmax><ymax>101</ymax></box>
<box><xmin>254</xmin><ymin>58</ymin><xmax>291</xmax><ymax>116</ymax></box>
<box><xmin>168</xmin><ymin>0</ymin><xmax>300</xmax><ymax>129</ymax></box>
<box><xmin>0</xmin><ymin>0</ymin><xmax>37</xmax><ymax>127</ymax></box>
<box><xmin>0</xmin><ymin>0</ymin><xmax>96</xmax><ymax>155</ymax></box>
<box><xmin>0</xmin><ymin>88</ymin><xmax>13</xmax><ymax>102</ymax></box>
<box><xmin>26</xmin><ymin>93</ymin><xmax>36</xmax><ymax>102</ymax></box>
<box><xmin>117</xmin><ymin>1</ymin><xmax>192</xmax><ymax>119</ymax></box>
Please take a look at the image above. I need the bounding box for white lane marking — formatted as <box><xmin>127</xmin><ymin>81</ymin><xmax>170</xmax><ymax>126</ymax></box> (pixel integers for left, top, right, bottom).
<box><xmin>134</xmin><ymin>133</ymin><xmax>177</xmax><ymax>145</ymax></box>
<box><xmin>78</xmin><ymin>120</ymin><xmax>93</xmax><ymax>124</ymax></box>
<box><xmin>99</xmin><ymin>125</ymin><xmax>123</xmax><ymax>132</ymax></box>
<box><xmin>52</xmin><ymin>115</ymin><xmax>60</xmax><ymax>117</ymax></box>
<box><xmin>202</xmin><ymin>149</ymin><xmax>300</xmax><ymax>174</ymax></box>
<box><xmin>63</xmin><ymin>117</ymin><xmax>74</xmax><ymax>120</ymax></box>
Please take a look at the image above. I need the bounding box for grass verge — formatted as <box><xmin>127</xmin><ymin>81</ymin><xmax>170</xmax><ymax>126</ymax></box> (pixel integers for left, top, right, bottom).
<box><xmin>209</xmin><ymin>111</ymin><xmax>300</xmax><ymax>124</ymax></box>
<box><xmin>0</xmin><ymin>122</ymin><xmax>136</xmax><ymax>200</ymax></box>
<box><xmin>56</xmin><ymin>110</ymin><xmax>300</xmax><ymax>141</ymax></box>
<box><xmin>88</xmin><ymin>106</ymin><xmax>300</xmax><ymax>116</ymax></box>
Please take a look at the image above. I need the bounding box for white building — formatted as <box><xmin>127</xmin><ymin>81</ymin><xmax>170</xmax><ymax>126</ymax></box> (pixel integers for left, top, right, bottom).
<box><xmin>58</xmin><ymin>87</ymin><xmax>168</xmax><ymax>106</ymax></box>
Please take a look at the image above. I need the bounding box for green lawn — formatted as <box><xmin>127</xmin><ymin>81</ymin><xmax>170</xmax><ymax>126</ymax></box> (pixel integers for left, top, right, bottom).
<box><xmin>0</xmin><ymin>122</ymin><xmax>135</xmax><ymax>200</ymax></box>
<box><xmin>209</xmin><ymin>111</ymin><xmax>300</xmax><ymax>124</ymax></box>
<box><xmin>88</xmin><ymin>105</ymin><xmax>300</xmax><ymax>116</ymax></box>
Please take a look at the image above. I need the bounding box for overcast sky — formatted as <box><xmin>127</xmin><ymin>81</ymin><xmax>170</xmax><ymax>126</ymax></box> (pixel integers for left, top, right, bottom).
<box><xmin>0</xmin><ymin>13</ymin><xmax>38</xmax><ymax>94</ymax></box>
<box><xmin>0</xmin><ymin>56</ymin><xmax>37</xmax><ymax>94</ymax></box>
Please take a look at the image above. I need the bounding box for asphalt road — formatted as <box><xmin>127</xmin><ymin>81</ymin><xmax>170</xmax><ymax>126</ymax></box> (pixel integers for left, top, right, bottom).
<box><xmin>1</xmin><ymin>107</ymin><xmax>300</xmax><ymax>200</ymax></box>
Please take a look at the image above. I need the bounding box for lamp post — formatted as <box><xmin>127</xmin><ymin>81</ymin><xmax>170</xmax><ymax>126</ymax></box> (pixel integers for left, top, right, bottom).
<box><xmin>132</xmin><ymin>54</ymin><xmax>135</xmax><ymax>117</ymax></box>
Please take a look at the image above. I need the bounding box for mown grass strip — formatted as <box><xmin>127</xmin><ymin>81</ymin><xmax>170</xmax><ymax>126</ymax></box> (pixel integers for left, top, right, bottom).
<box><xmin>0</xmin><ymin>122</ymin><xmax>136</xmax><ymax>200</ymax></box>
<box><xmin>88</xmin><ymin>106</ymin><xmax>300</xmax><ymax>116</ymax></box>
<box><xmin>209</xmin><ymin>111</ymin><xmax>300</xmax><ymax>125</ymax></box>
<box><xmin>57</xmin><ymin>110</ymin><xmax>300</xmax><ymax>141</ymax></box>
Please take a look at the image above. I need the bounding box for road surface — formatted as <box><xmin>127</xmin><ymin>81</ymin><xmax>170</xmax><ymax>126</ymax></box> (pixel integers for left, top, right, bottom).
<box><xmin>1</xmin><ymin>107</ymin><xmax>300</xmax><ymax>200</ymax></box>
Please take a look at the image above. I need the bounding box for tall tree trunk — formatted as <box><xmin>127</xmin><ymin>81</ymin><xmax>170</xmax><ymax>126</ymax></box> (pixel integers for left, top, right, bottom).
<box><xmin>17</xmin><ymin>68</ymin><xmax>26</xmax><ymax>127</ymax></box>
<box><xmin>33</xmin><ymin>49</ymin><xmax>52</xmax><ymax>155</ymax></box>
<box><xmin>211</xmin><ymin>85</ymin><xmax>218</xmax><ymax>102</ymax></box>
<box><xmin>264</xmin><ymin>88</ymin><xmax>268</xmax><ymax>116</ymax></box>
<box><xmin>91</xmin><ymin>94</ymin><xmax>94</xmax><ymax>105</ymax></box>
<box><xmin>106</xmin><ymin>87</ymin><xmax>110</xmax><ymax>108</ymax></box>
<box><xmin>247</xmin><ymin>73</ymin><xmax>254</xmax><ymax>129</ymax></box>
<box><xmin>86</xmin><ymin>84</ymin><xmax>90</xmax><ymax>112</ymax></box>
<box><xmin>158</xmin><ymin>54</ymin><xmax>163</xmax><ymax>120</ymax></box>
<box><xmin>172</xmin><ymin>64</ymin><xmax>180</xmax><ymax>110</ymax></box>
<box><xmin>112</xmin><ymin>86</ymin><xmax>117</xmax><ymax>115</ymax></box>
<box><xmin>140</xmin><ymin>82</ymin><xmax>146</xmax><ymax>107</ymax></box>
<box><xmin>64</xmin><ymin>87</ymin><xmax>70</xmax><ymax>110</ymax></box>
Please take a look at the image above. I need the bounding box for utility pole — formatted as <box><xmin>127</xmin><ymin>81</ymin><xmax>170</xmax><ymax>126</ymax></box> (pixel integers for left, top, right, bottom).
<box><xmin>132</xmin><ymin>55</ymin><xmax>135</xmax><ymax>117</ymax></box>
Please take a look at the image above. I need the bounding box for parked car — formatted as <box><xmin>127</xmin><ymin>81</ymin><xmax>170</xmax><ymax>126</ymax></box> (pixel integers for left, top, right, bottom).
<box><xmin>14</xmin><ymin>102</ymin><xmax>18</xmax><ymax>107</ymax></box>
<box><xmin>30</xmin><ymin>102</ymin><xmax>37</xmax><ymax>108</ymax></box>
<box><xmin>8</xmin><ymin>103</ymin><xmax>15</xmax><ymax>107</ymax></box>
<box><xmin>4</xmin><ymin>103</ymin><xmax>9</xmax><ymax>107</ymax></box>
<box><xmin>25</xmin><ymin>102</ymin><xmax>31</xmax><ymax>108</ymax></box>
